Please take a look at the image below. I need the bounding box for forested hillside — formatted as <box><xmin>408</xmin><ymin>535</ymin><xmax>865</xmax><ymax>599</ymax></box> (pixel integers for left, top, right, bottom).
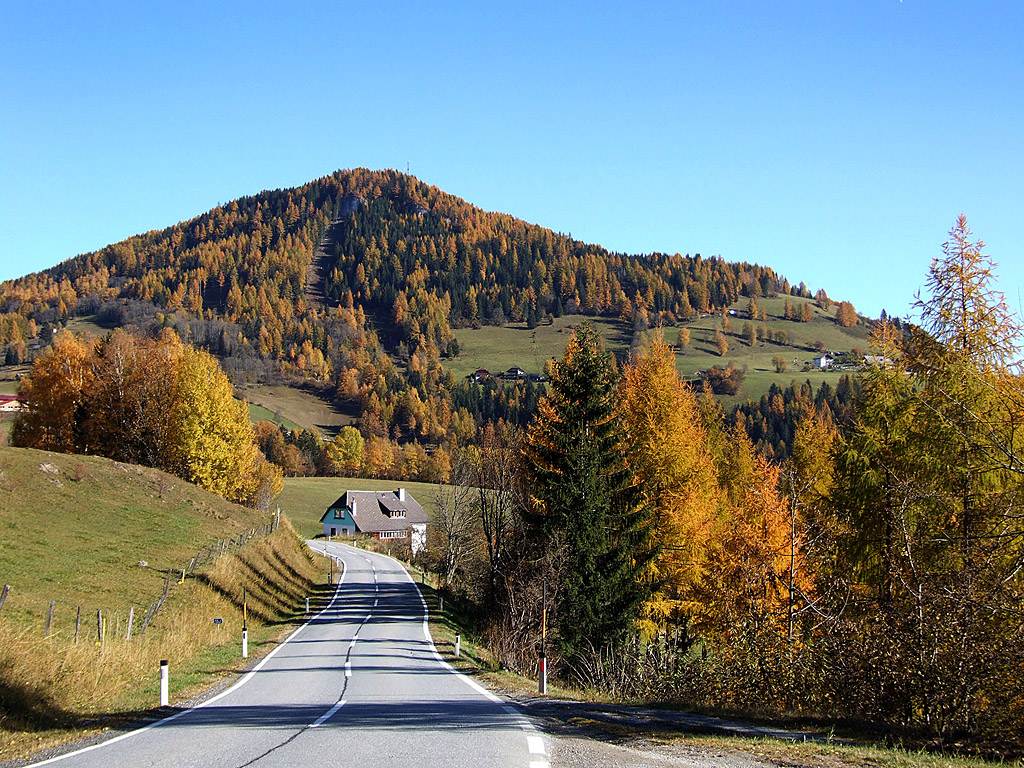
<box><xmin>1</xmin><ymin>168</ymin><xmax>846</xmax><ymax>473</ymax></box>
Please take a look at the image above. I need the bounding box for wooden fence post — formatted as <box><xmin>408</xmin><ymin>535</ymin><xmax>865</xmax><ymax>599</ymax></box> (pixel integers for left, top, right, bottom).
<box><xmin>44</xmin><ymin>600</ymin><xmax>55</xmax><ymax>637</ymax></box>
<box><xmin>97</xmin><ymin>609</ymin><xmax>104</xmax><ymax>644</ymax></box>
<box><xmin>75</xmin><ymin>606</ymin><xmax>81</xmax><ymax>642</ymax></box>
<box><xmin>140</xmin><ymin>603</ymin><xmax>155</xmax><ymax>634</ymax></box>
<box><xmin>0</xmin><ymin>584</ymin><xmax>10</xmax><ymax>615</ymax></box>
<box><xmin>126</xmin><ymin>606</ymin><xmax>134</xmax><ymax>641</ymax></box>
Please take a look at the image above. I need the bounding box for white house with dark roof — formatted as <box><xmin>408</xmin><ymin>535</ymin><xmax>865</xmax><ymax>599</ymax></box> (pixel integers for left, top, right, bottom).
<box><xmin>319</xmin><ymin>488</ymin><xmax>429</xmax><ymax>554</ymax></box>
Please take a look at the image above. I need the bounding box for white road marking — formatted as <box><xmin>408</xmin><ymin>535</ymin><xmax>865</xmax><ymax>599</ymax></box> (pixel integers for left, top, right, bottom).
<box><xmin>345</xmin><ymin>661</ymin><xmax>352</xmax><ymax>677</ymax></box>
<box><xmin>398</xmin><ymin>554</ymin><xmax>547</xmax><ymax>767</ymax></box>
<box><xmin>309</xmin><ymin>699</ymin><xmax>346</xmax><ymax>728</ymax></box>
<box><xmin>30</xmin><ymin>554</ymin><xmax>350</xmax><ymax>766</ymax></box>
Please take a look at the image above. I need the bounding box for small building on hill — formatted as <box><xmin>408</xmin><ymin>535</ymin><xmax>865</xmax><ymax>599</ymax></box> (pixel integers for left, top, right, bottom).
<box><xmin>320</xmin><ymin>488</ymin><xmax>429</xmax><ymax>554</ymax></box>
<box><xmin>811</xmin><ymin>354</ymin><xmax>833</xmax><ymax>369</ymax></box>
<box><xmin>0</xmin><ymin>394</ymin><xmax>24</xmax><ymax>413</ymax></box>
<box><xmin>502</xmin><ymin>366</ymin><xmax>527</xmax><ymax>380</ymax></box>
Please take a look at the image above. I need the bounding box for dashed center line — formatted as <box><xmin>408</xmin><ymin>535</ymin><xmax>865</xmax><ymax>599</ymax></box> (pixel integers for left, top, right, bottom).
<box><xmin>309</xmin><ymin>699</ymin><xmax>346</xmax><ymax>728</ymax></box>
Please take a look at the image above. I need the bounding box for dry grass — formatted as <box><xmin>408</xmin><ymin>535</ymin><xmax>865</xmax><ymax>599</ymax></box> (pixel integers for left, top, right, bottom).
<box><xmin>409</xmin><ymin>568</ymin><xmax>1018</xmax><ymax>768</ymax></box>
<box><xmin>0</xmin><ymin>519</ymin><xmax>330</xmax><ymax>762</ymax></box>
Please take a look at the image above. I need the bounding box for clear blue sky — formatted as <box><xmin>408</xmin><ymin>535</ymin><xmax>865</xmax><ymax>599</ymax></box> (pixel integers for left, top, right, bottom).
<box><xmin>2</xmin><ymin>1</ymin><xmax>1021</xmax><ymax>321</ymax></box>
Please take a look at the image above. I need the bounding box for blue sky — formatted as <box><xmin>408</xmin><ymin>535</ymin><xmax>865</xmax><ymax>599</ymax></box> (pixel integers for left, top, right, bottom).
<box><xmin>2</xmin><ymin>1</ymin><xmax>1021</xmax><ymax>321</ymax></box>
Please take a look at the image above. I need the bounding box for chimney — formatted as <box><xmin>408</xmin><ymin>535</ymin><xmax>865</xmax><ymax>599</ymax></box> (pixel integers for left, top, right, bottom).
<box><xmin>351</xmin><ymin>499</ymin><xmax>357</xmax><ymax>516</ymax></box>
<box><xmin>398</xmin><ymin>488</ymin><xmax>406</xmax><ymax>502</ymax></box>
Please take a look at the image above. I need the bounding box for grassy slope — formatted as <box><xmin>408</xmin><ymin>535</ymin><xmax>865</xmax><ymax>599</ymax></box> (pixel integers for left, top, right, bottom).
<box><xmin>0</xmin><ymin>447</ymin><xmax>270</xmax><ymax>629</ymax></box>
<box><xmin>276</xmin><ymin>476</ymin><xmax>443</xmax><ymax>539</ymax></box>
<box><xmin>0</xmin><ymin>446</ymin><xmax>329</xmax><ymax>761</ymax></box>
<box><xmin>450</xmin><ymin>297</ymin><xmax>870</xmax><ymax>405</ymax></box>
<box><xmin>239</xmin><ymin>384</ymin><xmax>355</xmax><ymax>437</ymax></box>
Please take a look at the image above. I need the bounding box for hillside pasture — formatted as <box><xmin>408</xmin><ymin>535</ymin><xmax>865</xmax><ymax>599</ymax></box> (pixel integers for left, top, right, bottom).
<box><xmin>448</xmin><ymin>299</ymin><xmax>870</xmax><ymax>404</ymax></box>
<box><xmin>238</xmin><ymin>384</ymin><xmax>355</xmax><ymax>437</ymax></box>
<box><xmin>449</xmin><ymin>314</ymin><xmax>631</xmax><ymax>379</ymax></box>
<box><xmin>0</xmin><ymin>446</ymin><xmax>270</xmax><ymax>629</ymax></box>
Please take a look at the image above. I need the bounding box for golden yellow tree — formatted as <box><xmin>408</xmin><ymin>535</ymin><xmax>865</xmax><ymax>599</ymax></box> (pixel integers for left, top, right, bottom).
<box><xmin>12</xmin><ymin>331</ymin><xmax>94</xmax><ymax>452</ymax></box>
<box><xmin>621</xmin><ymin>339</ymin><xmax>721</xmax><ymax>634</ymax></box>
<box><xmin>699</xmin><ymin>430</ymin><xmax>815</xmax><ymax>641</ymax></box>
<box><xmin>167</xmin><ymin>346</ymin><xmax>280</xmax><ymax>505</ymax></box>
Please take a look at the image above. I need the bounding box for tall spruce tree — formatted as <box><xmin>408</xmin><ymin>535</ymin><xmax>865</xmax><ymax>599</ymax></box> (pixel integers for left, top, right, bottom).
<box><xmin>523</xmin><ymin>323</ymin><xmax>656</xmax><ymax>666</ymax></box>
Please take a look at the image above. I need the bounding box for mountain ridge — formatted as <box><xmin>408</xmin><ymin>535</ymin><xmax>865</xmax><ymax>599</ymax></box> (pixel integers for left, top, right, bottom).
<box><xmin>0</xmin><ymin>168</ymin><xmax>866</xmax><ymax>467</ymax></box>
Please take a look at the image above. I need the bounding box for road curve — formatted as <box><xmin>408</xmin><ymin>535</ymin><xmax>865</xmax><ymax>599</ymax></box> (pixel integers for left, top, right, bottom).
<box><xmin>28</xmin><ymin>541</ymin><xmax>548</xmax><ymax>768</ymax></box>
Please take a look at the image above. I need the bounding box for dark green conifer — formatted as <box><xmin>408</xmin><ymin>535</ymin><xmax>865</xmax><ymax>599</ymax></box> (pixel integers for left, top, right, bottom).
<box><xmin>523</xmin><ymin>323</ymin><xmax>657</xmax><ymax>667</ymax></box>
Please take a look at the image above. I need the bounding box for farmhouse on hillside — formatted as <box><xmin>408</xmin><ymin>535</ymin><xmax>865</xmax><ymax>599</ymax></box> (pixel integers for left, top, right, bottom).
<box><xmin>320</xmin><ymin>488</ymin><xmax>429</xmax><ymax>554</ymax></box>
<box><xmin>811</xmin><ymin>353</ymin><xmax>833</xmax><ymax>369</ymax></box>
<box><xmin>0</xmin><ymin>394</ymin><xmax>24</xmax><ymax>413</ymax></box>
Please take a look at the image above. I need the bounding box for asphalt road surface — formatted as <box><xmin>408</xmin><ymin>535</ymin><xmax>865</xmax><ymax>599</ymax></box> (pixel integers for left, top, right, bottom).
<box><xmin>30</xmin><ymin>541</ymin><xmax>548</xmax><ymax>768</ymax></box>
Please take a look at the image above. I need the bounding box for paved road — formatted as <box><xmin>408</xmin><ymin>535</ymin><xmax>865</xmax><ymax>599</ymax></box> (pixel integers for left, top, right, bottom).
<box><xmin>31</xmin><ymin>542</ymin><xmax>548</xmax><ymax>768</ymax></box>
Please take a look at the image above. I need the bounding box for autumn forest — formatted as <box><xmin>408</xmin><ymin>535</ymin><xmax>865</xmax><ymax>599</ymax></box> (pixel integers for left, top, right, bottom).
<box><xmin>2</xmin><ymin>170</ymin><xmax>1022</xmax><ymax>753</ymax></box>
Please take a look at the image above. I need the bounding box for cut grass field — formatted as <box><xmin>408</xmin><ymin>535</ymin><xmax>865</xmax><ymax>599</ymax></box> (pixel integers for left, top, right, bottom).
<box><xmin>449</xmin><ymin>298</ymin><xmax>871</xmax><ymax>405</ymax></box>
<box><xmin>275</xmin><ymin>475</ymin><xmax>443</xmax><ymax>539</ymax></box>
<box><xmin>238</xmin><ymin>383</ymin><xmax>355</xmax><ymax>437</ymax></box>
<box><xmin>0</xmin><ymin>446</ymin><xmax>331</xmax><ymax>762</ymax></box>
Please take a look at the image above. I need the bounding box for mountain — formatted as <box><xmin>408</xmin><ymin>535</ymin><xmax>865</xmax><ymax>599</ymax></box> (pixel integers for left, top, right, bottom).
<box><xmin>0</xmin><ymin>168</ymin><xmax>867</xmax><ymax>466</ymax></box>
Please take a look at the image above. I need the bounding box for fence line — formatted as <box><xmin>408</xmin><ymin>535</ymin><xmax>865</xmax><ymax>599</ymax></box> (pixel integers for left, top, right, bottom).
<box><xmin>0</xmin><ymin>510</ymin><xmax>283</xmax><ymax>643</ymax></box>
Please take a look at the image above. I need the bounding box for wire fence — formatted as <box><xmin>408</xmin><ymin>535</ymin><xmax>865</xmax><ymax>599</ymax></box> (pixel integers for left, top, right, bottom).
<box><xmin>0</xmin><ymin>512</ymin><xmax>281</xmax><ymax>644</ymax></box>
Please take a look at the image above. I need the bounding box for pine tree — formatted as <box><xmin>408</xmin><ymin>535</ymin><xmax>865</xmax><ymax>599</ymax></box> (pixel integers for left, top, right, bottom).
<box><xmin>523</xmin><ymin>323</ymin><xmax>657</xmax><ymax>664</ymax></box>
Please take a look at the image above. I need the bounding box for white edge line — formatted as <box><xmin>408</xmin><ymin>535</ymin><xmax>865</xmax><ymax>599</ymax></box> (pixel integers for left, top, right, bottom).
<box><xmin>29</xmin><ymin>549</ymin><xmax>348</xmax><ymax>766</ymax></box>
<box><xmin>404</xmin><ymin>562</ymin><xmax>540</xmax><ymax>735</ymax></box>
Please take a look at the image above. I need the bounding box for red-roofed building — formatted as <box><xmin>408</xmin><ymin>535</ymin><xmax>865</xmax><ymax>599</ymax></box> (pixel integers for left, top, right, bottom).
<box><xmin>0</xmin><ymin>395</ymin><xmax>24</xmax><ymax>413</ymax></box>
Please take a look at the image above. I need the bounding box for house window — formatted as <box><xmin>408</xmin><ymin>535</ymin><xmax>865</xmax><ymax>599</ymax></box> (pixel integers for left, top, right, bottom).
<box><xmin>333</xmin><ymin>509</ymin><xmax>343</xmax><ymax>519</ymax></box>
<box><xmin>378</xmin><ymin>530</ymin><xmax>408</xmax><ymax>539</ymax></box>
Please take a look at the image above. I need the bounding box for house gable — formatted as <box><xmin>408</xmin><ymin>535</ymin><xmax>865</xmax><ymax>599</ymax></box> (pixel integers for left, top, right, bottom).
<box><xmin>320</xmin><ymin>488</ymin><xmax>429</xmax><ymax>553</ymax></box>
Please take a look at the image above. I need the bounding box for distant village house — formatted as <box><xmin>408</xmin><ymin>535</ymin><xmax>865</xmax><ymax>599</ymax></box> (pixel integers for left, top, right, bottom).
<box><xmin>0</xmin><ymin>395</ymin><xmax>24</xmax><ymax>413</ymax></box>
<box><xmin>811</xmin><ymin>354</ymin><xmax>833</xmax><ymax>369</ymax></box>
<box><xmin>862</xmin><ymin>355</ymin><xmax>892</xmax><ymax>367</ymax></box>
<box><xmin>320</xmin><ymin>488</ymin><xmax>429</xmax><ymax>555</ymax></box>
<box><xmin>502</xmin><ymin>366</ymin><xmax>527</xmax><ymax>380</ymax></box>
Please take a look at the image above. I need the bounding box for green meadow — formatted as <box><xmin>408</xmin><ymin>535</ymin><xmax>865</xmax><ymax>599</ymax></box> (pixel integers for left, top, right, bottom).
<box><xmin>449</xmin><ymin>297</ymin><xmax>870</xmax><ymax>404</ymax></box>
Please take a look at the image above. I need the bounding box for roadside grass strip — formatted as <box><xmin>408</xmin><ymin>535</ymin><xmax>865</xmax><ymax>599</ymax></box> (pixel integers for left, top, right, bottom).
<box><xmin>29</xmin><ymin>550</ymin><xmax>348</xmax><ymax>766</ymax></box>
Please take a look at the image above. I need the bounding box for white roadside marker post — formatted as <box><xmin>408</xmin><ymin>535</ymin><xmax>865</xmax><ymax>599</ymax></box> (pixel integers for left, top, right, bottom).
<box><xmin>242</xmin><ymin>586</ymin><xmax>249</xmax><ymax>659</ymax></box>
<box><xmin>539</xmin><ymin>580</ymin><xmax>548</xmax><ymax>694</ymax></box>
<box><xmin>160</xmin><ymin>660</ymin><xmax>169</xmax><ymax>706</ymax></box>
<box><xmin>455</xmin><ymin>633</ymin><xmax>461</xmax><ymax>658</ymax></box>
